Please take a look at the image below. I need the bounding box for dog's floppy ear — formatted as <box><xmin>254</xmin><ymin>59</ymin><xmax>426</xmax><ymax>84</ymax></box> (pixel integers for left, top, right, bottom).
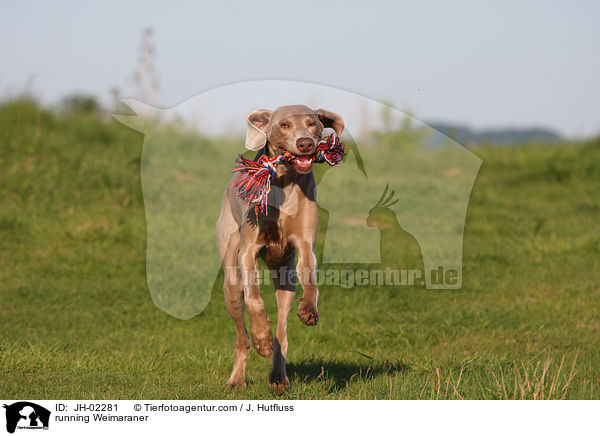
<box><xmin>245</xmin><ymin>109</ymin><xmax>273</xmax><ymax>150</ymax></box>
<box><xmin>316</xmin><ymin>109</ymin><xmax>345</xmax><ymax>137</ymax></box>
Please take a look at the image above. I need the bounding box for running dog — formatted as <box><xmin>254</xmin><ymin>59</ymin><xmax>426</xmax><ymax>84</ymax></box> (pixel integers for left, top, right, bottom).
<box><xmin>216</xmin><ymin>105</ymin><xmax>344</xmax><ymax>394</ymax></box>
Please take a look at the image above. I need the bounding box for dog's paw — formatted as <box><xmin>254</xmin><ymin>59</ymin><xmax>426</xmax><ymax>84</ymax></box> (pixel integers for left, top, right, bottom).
<box><xmin>251</xmin><ymin>328</ymin><xmax>273</xmax><ymax>358</ymax></box>
<box><xmin>297</xmin><ymin>298</ymin><xmax>319</xmax><ymax>326</ymax></box>
<box><xmin>268</xmin><ymin>376</ymin><xmax>290</xmax><ymax>395</ymax></box>
<box><xmin>225</xmin><ymin>377</ymin><xmax>247</xmax><ymax>390</ymax></box>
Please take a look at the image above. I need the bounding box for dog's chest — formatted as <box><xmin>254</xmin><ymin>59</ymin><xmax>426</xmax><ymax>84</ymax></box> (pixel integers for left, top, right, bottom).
<box><xmin>258</xmin><ymin>184</ymin><xmax>302</xmax><ymax>265</ymax></box>
<box><xmin>259</xmin><ymin>224</ymin><xmax>289</xmax><ymax>265</ymax></box>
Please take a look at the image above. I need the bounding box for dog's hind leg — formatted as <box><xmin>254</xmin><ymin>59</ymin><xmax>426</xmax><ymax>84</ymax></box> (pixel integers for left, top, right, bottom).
<box><xmin>267</xmin><ymin>256</ymin><xmax>296</xmax><ymax>394</ymax></box>
<box><xmin>218</xmin><ymin>193</ymin><xmax>250</xmax><ymax>388</ymax></box>
<box><xmin>269</xmin><ymin>289</ymin><xmax>294</xmax><ymax>394</ymax></box>
<box><xmin>223</xmin><ymin>234</ymin><xmax>250</xmax><ymax>389</ymax></box>
<box><xmin>224</xmin><ymin>288</ymin><xmax>249</xmax><ymax>389</ymax></box>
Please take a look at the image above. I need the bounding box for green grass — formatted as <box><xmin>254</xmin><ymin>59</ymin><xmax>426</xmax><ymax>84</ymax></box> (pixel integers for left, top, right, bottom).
<box><xmin>1</xmin><ymin>98</ymin><xmax>599</xmax><ymax>399</ymax></box>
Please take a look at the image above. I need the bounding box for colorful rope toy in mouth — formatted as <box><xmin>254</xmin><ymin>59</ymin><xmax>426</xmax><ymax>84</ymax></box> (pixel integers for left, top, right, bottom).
<box><xmin>232</xmin><ymin>132</ymin><xmax>345</xmax><ymax>216</ymax></box>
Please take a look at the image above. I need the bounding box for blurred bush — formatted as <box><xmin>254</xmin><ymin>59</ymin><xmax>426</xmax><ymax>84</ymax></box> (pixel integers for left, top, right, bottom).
<box><xmin>373</xmin><ymin>105</ymin><xmax>428</xmax><ymax>152</ymax></box>
<box><xmin>60</xmin><ymin>94</ymin><xmax>102</xmax><ymax>115</ymax></box>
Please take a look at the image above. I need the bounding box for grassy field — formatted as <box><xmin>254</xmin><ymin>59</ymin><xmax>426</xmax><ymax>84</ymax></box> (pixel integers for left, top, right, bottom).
<box><xmin>1</xmin><ymin>98</ymin><xmax>599</xmax><ymax>399</ymax></box>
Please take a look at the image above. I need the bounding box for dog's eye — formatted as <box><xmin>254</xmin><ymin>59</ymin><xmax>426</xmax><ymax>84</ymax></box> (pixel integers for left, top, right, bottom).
<box><xmin>280</xmin><ymin>123</ymin><xmax>289</xmax><ymax>128</ymax></box>
<box><xmin>308</xmin><ymin>122</ymin><xmax>316</xmax><ymax>127</ymax></box>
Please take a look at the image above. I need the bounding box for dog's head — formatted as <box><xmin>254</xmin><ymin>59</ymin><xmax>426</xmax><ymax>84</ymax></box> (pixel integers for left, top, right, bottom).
<box><xmin>245</xmin><ymin>105</ymin><xmax>345</xmax><ymax>174</ymax></box>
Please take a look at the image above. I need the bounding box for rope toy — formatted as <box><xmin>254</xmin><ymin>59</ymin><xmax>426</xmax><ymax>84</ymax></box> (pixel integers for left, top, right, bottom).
<box><xmin>232</xmin><ymin>133</ymin><xmax>345</xmax><ymax>216</ymax></box>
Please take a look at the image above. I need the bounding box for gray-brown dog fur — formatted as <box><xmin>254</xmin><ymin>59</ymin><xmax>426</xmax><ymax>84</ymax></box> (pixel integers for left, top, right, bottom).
<box><xmin>216</xmin><ymin>105</ymin><xmax>345</xmax><ymax>394</ymax></box>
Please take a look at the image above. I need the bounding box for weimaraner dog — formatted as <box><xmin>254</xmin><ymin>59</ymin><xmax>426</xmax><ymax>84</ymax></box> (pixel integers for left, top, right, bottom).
<box><xmin>216</xmin><ymin>105</ymin><xmax>345</xmax><ymax>394</ymax></box>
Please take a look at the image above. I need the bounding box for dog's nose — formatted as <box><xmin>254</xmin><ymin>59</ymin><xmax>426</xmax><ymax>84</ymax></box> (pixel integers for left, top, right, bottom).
<box><xmin>296</xmin><ymin>137</ymin><xmax>315</xmax><ymax>153</ymax></box>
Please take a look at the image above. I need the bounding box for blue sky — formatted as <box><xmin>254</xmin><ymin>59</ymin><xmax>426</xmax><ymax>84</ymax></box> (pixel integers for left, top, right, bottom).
<box><xmin>1</xmin><ymin>0</ymin><xmax>599</xmax><ymax>137</ymax></box>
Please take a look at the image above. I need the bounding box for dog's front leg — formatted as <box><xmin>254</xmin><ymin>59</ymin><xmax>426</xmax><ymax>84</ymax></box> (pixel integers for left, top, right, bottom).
<box><xmin>238</xmin><ymin>241</ymin><xmax>273</xmax><ymax>358</ymax></box>
<box><xmin>295</xmin><ymin>240</ymin><xmax>319</xmax><ymax>326</ymax></box>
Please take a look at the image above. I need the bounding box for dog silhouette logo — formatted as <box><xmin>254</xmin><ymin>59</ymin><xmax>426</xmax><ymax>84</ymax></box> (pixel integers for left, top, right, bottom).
<box><xmin>3</xmin><ymin>402</ymin><xmax>50</xmax><ymax>433</ymax></box>
<box><xmin>114</xmin><ymin>81</ymin><xmax>482</xmax><ymax>319</ymax></box>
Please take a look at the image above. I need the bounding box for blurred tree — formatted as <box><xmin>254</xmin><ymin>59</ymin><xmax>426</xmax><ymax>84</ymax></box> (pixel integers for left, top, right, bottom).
<box><xmin>60</xmin><ymin>94</ymin><xmax>101</xmax><ymax>115</ymax></box>
<box><xmin>110</xmin><ymin>86</ymin><xmax>122</xmax><ymax>112</ymax></box>
<box><xmin>128</xmin><ymin>27</ymin><xmax>160</xmax><ymax>105</ymax></box>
